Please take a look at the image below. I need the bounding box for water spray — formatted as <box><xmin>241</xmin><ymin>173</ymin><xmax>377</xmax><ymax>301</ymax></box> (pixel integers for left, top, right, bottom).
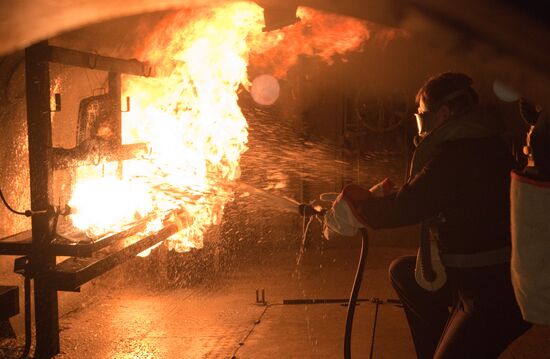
<box><xmin>234</xmin><ymin>182</ymin><xmax>370</xmax><ymax>358</ymax></box>
<box><xmin>298</xmin><ymin>199</ymin><xmax>369</xmax><ymax>359</ymax></box>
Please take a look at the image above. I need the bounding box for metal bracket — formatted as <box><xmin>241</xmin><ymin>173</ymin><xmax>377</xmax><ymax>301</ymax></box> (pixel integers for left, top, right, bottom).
<box><xmin>255</xmin><ymin>289</ymin><xmax>266</xmax><ymax>305</ymax></box>
<box><xmin>13</xmin><ymin>256</ymin><xmax>30</xmax><ymax>277</ymax></box>
<box><xmin>122</xmin><ymin>96</ymin><xmax>131</xmax><ymax>112</ymax></box>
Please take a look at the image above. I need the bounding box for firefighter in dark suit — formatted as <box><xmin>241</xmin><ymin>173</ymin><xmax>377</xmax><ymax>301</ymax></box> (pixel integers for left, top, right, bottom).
<box><xmin>324</xmin><ymin>72</ymin><xmax>532</xmax><ymax>358</ymax></box>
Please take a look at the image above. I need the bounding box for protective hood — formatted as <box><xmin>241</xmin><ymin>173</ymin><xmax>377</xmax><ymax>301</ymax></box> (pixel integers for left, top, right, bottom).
<box><xmin>409</xmin><ymin>106</ymin><xmax>499</xmax><ymax>178</ymax></box>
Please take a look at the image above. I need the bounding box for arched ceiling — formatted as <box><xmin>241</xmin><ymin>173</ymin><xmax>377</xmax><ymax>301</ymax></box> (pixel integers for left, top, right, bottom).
<box><xmin>1</xmin><ymin>0</ymin><xmax>549</xmax><ymax>107</ymax></box>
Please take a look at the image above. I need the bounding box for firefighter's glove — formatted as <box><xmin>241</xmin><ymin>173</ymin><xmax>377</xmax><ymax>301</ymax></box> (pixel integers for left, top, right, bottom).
<box><xmin>323</xmin><ymin>179</ymin><xmax>396</xmax><ymax>239</ymax></box>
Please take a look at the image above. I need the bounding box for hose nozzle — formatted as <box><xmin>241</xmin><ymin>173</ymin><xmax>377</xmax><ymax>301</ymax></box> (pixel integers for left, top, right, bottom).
<box><xmin>298</xmin><ymin>203</ymin><xmax>324</xmax><ymax>216</ymax></box>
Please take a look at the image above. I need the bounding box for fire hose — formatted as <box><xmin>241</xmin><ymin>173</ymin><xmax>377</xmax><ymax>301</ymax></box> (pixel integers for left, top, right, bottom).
<box><xmin>298</xmin><ymin>203</ymin><xmax>370</xmax><ymax>359</ymax></box>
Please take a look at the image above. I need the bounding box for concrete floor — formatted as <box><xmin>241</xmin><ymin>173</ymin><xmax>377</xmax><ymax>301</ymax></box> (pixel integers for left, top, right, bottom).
<box><xmin>3</xmin><ymin>232</ymin><xmax>548</xmax><ymax>358</ymax></box>
<box><xmin>51</xmin><ymin>238</ymin><xmax>417</xmax><ymax>358</ymax></box>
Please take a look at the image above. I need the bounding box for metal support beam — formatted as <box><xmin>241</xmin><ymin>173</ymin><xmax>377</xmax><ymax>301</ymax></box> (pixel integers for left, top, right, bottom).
<box><xmin>108</xmin><ymin>72</ymin><xmax>124</xmax><ymax>178</ymax></box>
<box><xmin>50</xmin><ymin>223</ymin><xmax>178</xmax><ymax>292</ymax></box>
<box><xmin>108</xmin><ymin>72</ymin><xmax>122</xmax><ymax>144</ymax></box>
<box><xmin>25</xmin><ymin>41</ymin><xmax>59</xmax><ymax>358</ymax></box>
<box><xmin>10</xmin><ymin>41</ymin><xmax>155</xmax><ymax>358</ymax></box>
<box><xmin>51</xmin><ymin>142</ymin><xmax>147</xmax><ymax>170</ymax></box>
<box><xmin>48</xmin><ymin>45</ymin><xmax>151</xmax><ymax>76</ymax></box>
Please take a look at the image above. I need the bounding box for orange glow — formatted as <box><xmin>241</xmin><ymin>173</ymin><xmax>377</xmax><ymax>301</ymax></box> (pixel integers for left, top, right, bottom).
<box><xmin>67</xmin><ymin>2</ymin><xmax>372</xmax><ymax>253</ymax></box>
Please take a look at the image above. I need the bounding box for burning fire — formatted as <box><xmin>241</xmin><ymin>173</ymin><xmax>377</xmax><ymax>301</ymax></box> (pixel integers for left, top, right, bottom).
<box><xmin>67</xmin><ymin>2</ymin><xmax>371</xmax><ymax>253</ymax></box>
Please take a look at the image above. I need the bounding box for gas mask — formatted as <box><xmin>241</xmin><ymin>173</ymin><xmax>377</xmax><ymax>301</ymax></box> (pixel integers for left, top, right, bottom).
<box><xmin>414</xmin><ymin>87</ymin><xmax>475</xmax><ymax>141</ymax></box>
<box><xmin>414</xmin><ymin>111</ymin><xmax>437</xmax><ymax>138</ymax></box>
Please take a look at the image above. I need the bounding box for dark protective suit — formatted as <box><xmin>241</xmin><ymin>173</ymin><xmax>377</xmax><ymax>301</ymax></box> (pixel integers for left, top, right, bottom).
<box><xmin>353</xmin><ymin>135</ymin><xmax>532</xmax><ymax>358</ymax></box>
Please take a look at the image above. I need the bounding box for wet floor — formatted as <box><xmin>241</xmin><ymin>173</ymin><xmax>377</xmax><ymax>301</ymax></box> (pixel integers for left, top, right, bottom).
<box><xmin>49</xmin><ymin>237</ymin><xmax>416</xmax><ymax>359</ymax></box>
<box><xmin>3</xmin><ymin>233</ymin><xmax>547</xmax><ymax>358</ymax></box>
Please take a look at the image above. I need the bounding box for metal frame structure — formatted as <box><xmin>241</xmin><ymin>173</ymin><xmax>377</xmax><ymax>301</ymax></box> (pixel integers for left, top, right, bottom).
<box><xmin>0</xmin><ymin>40</ymin><xmax>176</xmax><ymax>358</ymax></box>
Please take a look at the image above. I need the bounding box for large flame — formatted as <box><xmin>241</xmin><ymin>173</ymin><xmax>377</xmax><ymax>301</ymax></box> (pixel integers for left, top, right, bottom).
<box><xmin>67</xmin><ymin>2</ymin><xmax>372</xmax><ymax>253</ymax></box>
